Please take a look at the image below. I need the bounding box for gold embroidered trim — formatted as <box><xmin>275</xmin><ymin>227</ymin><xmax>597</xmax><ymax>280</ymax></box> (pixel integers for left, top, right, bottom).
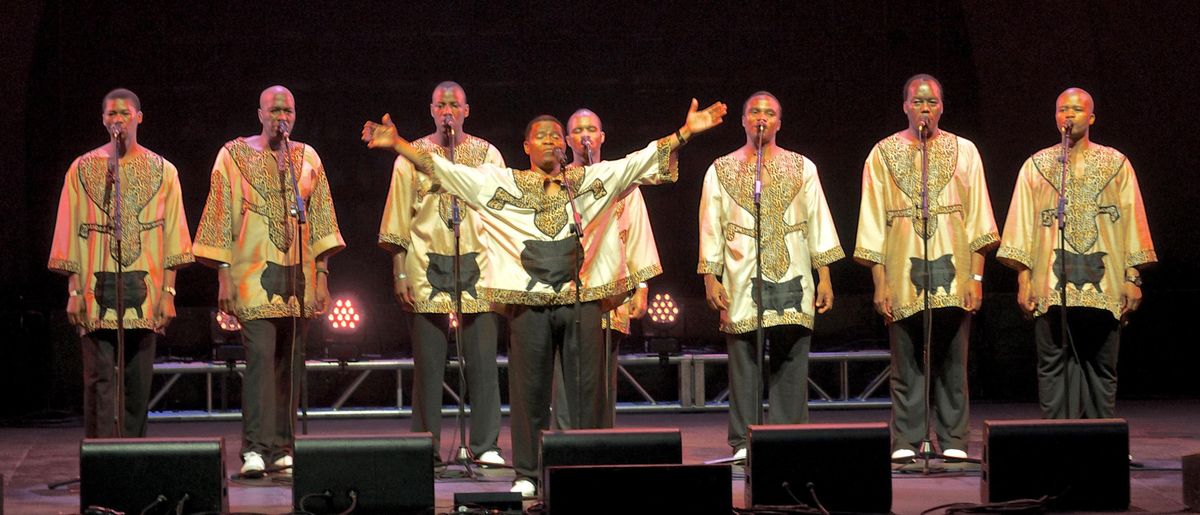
<box><xmin>996</xmin><ymin>245</ymin><xmax>1033</xmax><ymax>270</ymax></box>
<box><xmin>1126</xmin><ymin>249</ymin><xmax>1157</xmax><ymax>268</ymax></box>
<box><xmin>163</xmin><ymin>253</ymin><xmax>195</xmax><ymax>270</ymax></box>
<box><xmin>1035</xmin><ymin>289</ymin><xmax>1121</xmax><ymax>320</ymax></box>
<box><xmin>486</xmin><ymin>166</ymin><xmax>608</xmax><ymax>238</ymax></box>
<box><xmin>378</xmin><ymin>232</ymin><xmax>411</xmax><ymax>250</ymax></box>
<box><xmin>237</xmin><ymin>300</ymin><xmax>320</xmax><ymax>321</ymax></box>
<box><xmin>697</xmin><ymin>260</ymin><xmax>724</xmax><ymax>275</ymax></box>
<box><xmin>82</xmin><ymin>318</ymin><xmax>157</xmax><ymax>333</ymax></box>
<box><xmin>411</xmin><ymin>298</ymin><xmax>493</xmax><ymax>314</ymax></box>
<box><xmin>892</xmin><ymin>293</ymin><xmax>967</xmax><ymax>322</ymax></box>
<box><xmin>227</xmin><ymin>139</ymin><xmax>309</xmax><ymax>254</ymax></box>
<box><xmin>196</xmin><ymin>169</ymin><xmax>233</xmax><ymax>250</ymax></box>
<box><xmin>1031</xmin><ymin>144</ymin><xmax>1125</xmax><ymax>253</ymax></box>
<box><xmin>414</xmin><ymin>136</ymin><xmax>491</xmax><ymax>225</ymax></box>
<box><xmin>810</xmin><ymin>246</ymin><xmax>846</xmax><ymax>269</ymax></box>
<box><xmin>654</xmin><ymin>137</ymin><xmax>678</xmax><ymax>183</ymax></box>
<box><xmin>713</xmin><ymin>151</ymin><xmax>808</xmax><ymax>281</ymax></box>
<box><xmin>49</xmin><ymin>258</ymin><xmax>80</xmax><ymax>274</ymax></box>
<box><xmin>480</xmin><ymin>263</ymin><xmax>662</xmax><ymax>306</ymax></box>
<box><xmin>854</xmin><ymin>247</ymin><xmax>885</xmax><ymax>265</ymax></box>
<box><xmin>724</xmin><ymin>310</ymin><xmax>815</xmax><ymax>334</ymax></box>
<box><xmin>877</xmin><ymin>132</ymin><xmax>961</xmax><ymax>240</ymax></box>
<box><xmin>970</xmin><ymin>232</ymin><xmax>1001</xmax><ymax>253</ymax></box>
<box><xmin>75</xmin><ymin>151</ymin><xmax>166</xmax><ymax>267</ymax></box>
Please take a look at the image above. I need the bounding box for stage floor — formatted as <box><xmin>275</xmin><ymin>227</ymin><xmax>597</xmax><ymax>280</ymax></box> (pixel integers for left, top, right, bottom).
<box><xmin>2</xmin><ymin>400</ymin><xmax>1196</xmax><ymax>514</ymax></box>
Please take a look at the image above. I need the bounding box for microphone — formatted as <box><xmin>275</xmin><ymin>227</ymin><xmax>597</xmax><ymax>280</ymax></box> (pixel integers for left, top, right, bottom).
<box><xmin>755</xmin><ymin>120</ymin><xmax>766</xmax><ymax>133</ymax></box>
<box><xmin>553</xmin><ymin>147</ymin><xmax>570</xmax><ymax>168</ymax></box>
<box><xmin>276</xmin><ymin>120</ymin><xmax>291</xmax><ymax>139</ymax></box>
<box><xmin>442</xmin><ymin>113</ymin><xmax>453</xmax><ymax>129</ymax></box>
<box><xmin>1060</xmin><ymin>118</ymin><xmax>1074</xmax><ymax>134</ymax></box>
<box><xmin>580</xmin><ymin>135</ymin><xmax>593</xmax><ymax>164</ymax></box>
<box><xmin>917</xmin><ymin>116</ymin><xmax>931</xmax><ymax>139</ymax></box>
<box><xmin>109</xmin><ymin>122</ymin><xmax>124</xmax><ymax>141</ymax></box>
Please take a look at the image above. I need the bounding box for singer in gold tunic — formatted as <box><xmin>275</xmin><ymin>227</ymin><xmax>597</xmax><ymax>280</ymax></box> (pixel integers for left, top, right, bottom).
<box><xmin>997</xmin><ymin>88</ymin><xmax>1155</xmax><ymax>419</ymax></box>
<box><xmin>377</xmin><ymin>82</ymin><xmax>507</xmax><ymax>465</ymax></box>
<box><xmin>552</xmin><ymin>108</ymin><xmax>661</xmax><ymax>430</ymax></box>
<box><xmin>49</xmin><ymin>88</ymin><xmax>194</xmax><ymax>438</ymax></box>
<box><xmin>698</xmin><ymin>92</ymin><xmax>843</xmax><ymax>458</ymax></box>
<box><xmin>364</xmin><ymin>98</ymin><xmax>726</xmax><ymax>497</ymax></box>
<box><xmin>854</xmin><ymin>75</ymin><xmax>998</xmax><ymax>460</ymax></box>
<box><xmin>193</xmin><ymin>86</ymin><xmax>344</xmax><ymax>477</ymax></box>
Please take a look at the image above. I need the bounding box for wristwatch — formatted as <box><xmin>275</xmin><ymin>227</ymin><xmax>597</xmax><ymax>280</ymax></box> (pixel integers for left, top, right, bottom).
<box><xmin>970</xmin><ymin>274</ymin><xmax>984</xmax><ymax>282</ymax></box>
<box><xmin>162</xmin><ymin>286</ymin><xmax>177</xmax><ymax>296</ymax></box>
<box><xmin>1125</xmin><ymin>274</ymin><xmax>1143</xmax><ymax>287</ymax></box>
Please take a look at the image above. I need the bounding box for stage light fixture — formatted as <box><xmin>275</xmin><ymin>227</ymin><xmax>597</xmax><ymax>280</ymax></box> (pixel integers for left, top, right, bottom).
<box><xmin>648</xmin><ymin>293</ymin><xmax>680</xmax><ymax>326</ymax></box>
<box><xmin>324</xmin><ymin>296</ymin><xmax>364</xmax><ymax>361</ymax></box>
<box><xmin>210</xmin><ymin>310</ymin><xmax>244</xmax><ymax>362</ymax></box>
<box><xmin>327</xmin><ymin>298</ymin><xmax>363</xmax><ymax>332</ymax></box>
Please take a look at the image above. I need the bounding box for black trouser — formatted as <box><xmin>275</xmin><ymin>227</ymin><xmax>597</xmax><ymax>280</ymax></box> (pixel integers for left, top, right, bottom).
<box><xmin>81</xmin><ymin>329</ymin><xmax>157</xmax><ymax>438</ymax></box>
<box><xmin>1035</xmin><ymin>307</ymin><xmax>1121</xmax><ymax>419</ymax></box>
<box><xmin>888</xmin><ymin>308</ymin><xmax>971</xmax><ymax>453</ymax></box>
<box><xmin>409</xmin><ymin>311</ymin><xmax>502</xmax><ymax>459</ymax></box>
<box><xmin>507</xmin><ymin>301</ymin><xmax>605</xmax><ymax>482</ymax></box>
<box><xmin>240</xmin><ymin>317</ymin><xmax>306</xmax><ymax>462</ymax></box>
<box><xmin>552</xmin><ymin>329</ymin><xmax>621</xmax><ymax>429</ymax></box>
<box><xmin>726</xmin><ymin>325</ymin><xmax>812</xmax><ymax>450</ymax></box>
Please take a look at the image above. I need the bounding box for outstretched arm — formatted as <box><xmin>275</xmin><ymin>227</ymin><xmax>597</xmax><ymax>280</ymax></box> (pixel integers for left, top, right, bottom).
<box><xmin>362</xmin><ymin>114</ymin><xmax>432</xmax><ymax>173</ymax></box>
<box><xmin>668</xmin><ymin>99</ymin><xmax>727</xmax><ymax>149</ymax></box>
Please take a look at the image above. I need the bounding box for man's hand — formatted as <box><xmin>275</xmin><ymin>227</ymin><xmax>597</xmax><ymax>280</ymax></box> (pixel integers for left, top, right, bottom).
<box><xmin>963</xmin><ymin>279</ymin><xmax>984</xmax><ymax>313</ymax></box>
<box><xmin>872</xmin><ymin>282</ymin><xmax>893</xmax><ymax>323</ymax></box>
<box><xmin>682</xmin><ymin>99</ymin><xmax>728</xmax><ymax>139</ymax></box>
<box><xmin>1120</xmin><ymin>281</ymin><xmax>1143</xmax><ymax>317</ymax></box>
<box><xmin>629</xmin><ymin>287</ymin><xmax>649</xmax><ymax>319</ymax></box>
<box><xmin>362</xmin><ymin>114</ymin><xmax>399</xmax><ymax>151</ymax></box>
<box><xmin>155</xmin><ymin>291</ymin><xmax>177</xmax><ymax>331</ymax></box>
<box><xmin>66</xmin><ymin>295</ymin><xmax>84</xmax><ymax>327</ymax></box>
<box><xmin>704</xmin><ymin>274</ymin><xmax>730</xmax><ymax>311</ymax></box>
<box><xmin>814</xmin><ymin>281</ymin><xmax>834</xmax><ymax>314</ymax></box>
<box><xmin>217</xmin><ymin>267</ymin><xmax>237</xmax><ymax>316</ymax></box>
<box><xmin>315</xmin><ymin>273</ymin><xmax>331</xmax><ymax>315</ymax></box>
<box><xmin>394</xmin><ymin>277</ymin><xmax>415</xmax><ymax>311</ymax></box>
<box><xmin>1016</xmin><ymin>270</ymin><xmax>1037</xmax><ymax>316</ymax></box>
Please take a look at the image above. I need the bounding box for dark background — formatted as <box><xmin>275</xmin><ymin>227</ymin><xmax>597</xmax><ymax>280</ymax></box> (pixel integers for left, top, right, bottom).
<box><xmin>3</xmin><ymin>1</ymin><xmax>1198</xmax><ymax>417</ymax></box>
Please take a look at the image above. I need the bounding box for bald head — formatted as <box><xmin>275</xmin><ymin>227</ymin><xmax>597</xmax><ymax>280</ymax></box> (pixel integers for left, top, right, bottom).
<box><xmin>568</xmin><ymin>108</ymin><xmax>603</xmax><ymax>130</ymax></box>
<box><xmin>1055</xmin><ymin>87</ymin><xmax>1095</xmax><ymax>139</ymax></box>
<box><xmin>432</xmin><ymin>81</ymin><xmax>467</xmax><ymax>103</ymax></box>
<box><xmin>257</xmin><ymin>85</ymin><xmax>296</xmax><ymax>138</ymax></box>
<box><xmin>259</xmin><ymin>85</ymin><xmax>294</xmax><ymax>109</ymax></box>
<box><xmin>567</xmin><ymin>108</ymin><xmax>605</xmax><ymax>162</ymax></box>
<box><xmin>1057</xmin><ymin>87</ymin><xmax>1094</xmax><ymax>112</ymax></box>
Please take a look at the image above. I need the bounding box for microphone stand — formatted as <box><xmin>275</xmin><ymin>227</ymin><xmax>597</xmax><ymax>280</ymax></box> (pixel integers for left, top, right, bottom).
<box><xmin>110</xmin><ymin>129</ymin><xmax>128</xmax><ymax>438</ymax></box>
<box><xmin>442</xmin><ymin>119</ymin><xmax>478</xmax><ymax>478</ymax></box>
<box><xmin>752</xmin><ymin>124</ymin><xmax>767</xmax><ymax>428</ymax></box>
<box><xmin>1056</xmin><ymin>122</ymin><xmax>1088</xmax><ymax>416</ymax></box>
<box><xmin>915</xmin><ymin>120</ymin><xmax>939</xmax><ymax>474</ymax></box>
<box><xmin>558</xmin><ymin>150</ymin><xmax>587</xmax><ymax>431</ymax></box>
<box><xmin>279</xmin><ymin>123</ymin><xmax>310</xmax><ymax>448</ymax></box>
<box><xmin>581</xmin><ymin>140</ymin><xmax>612</xmax><ymax>425</ymax></box>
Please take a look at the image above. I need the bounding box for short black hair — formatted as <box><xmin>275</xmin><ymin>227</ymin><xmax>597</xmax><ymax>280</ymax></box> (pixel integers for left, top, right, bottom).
<box><xmin>433</xmin><ymin>81</ymin><xmax>467</xmax><ymax>103</ymax></box>
<box><xmin>743</xmin><ymin>91</ymin><xmax>782</xmax><ymax>118</ymax></box>
<box><xmin>524</xmin><ymin>114</ymin><xmax>564</xmax><ymax>141</ymax></box>
<box><xmin>102</xmin><ymin>88</ymin><xmax>141</xmax><ymax>112</ymax></box>
<box><xmin>903</xmin><ymin>74</ymin><xmax>943</xmax><ymax>101</ymax></box>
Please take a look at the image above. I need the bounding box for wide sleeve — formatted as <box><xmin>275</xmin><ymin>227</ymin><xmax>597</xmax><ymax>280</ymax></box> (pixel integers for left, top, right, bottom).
<box><xmin>193</xmin><ymin>147</ymin><xmax>236</xmax><ymax>265</ymax></box>
<box><xmin>996</xmin><ymin>158</ymin><xmax>1038</xmax><ymax>271</ymax></box>
<box><xmin>427</xmin><ymin>153</ymin><xmax>504</xmax><ymax>209</ymax></box>
<box><xmin>621</xmin><ymin>187</ymin><xmax>660</xmax><ymax>276</ymax></box>
<box><xmin>853</xmin><ymin>146</ymin><xmax>888</xmax><ymax>266</ymax></box>
<box><xmin>378</xmin><ymin>155</ymin><xmax>416</xmax><ymax>253</ymax></box>
<box><xmin>697</xmin><ymin>164</ymin><xmax>725</xmax><ymax>276</ymax></box>
<box><xmin>962</xmin><ymin>141</ymin><xmax>1000</xmax><ymax>253</ymax></box>
<box><xmin>160</xmin><ymin>162</ymin><xmax>195</xmax><ymax>270</ymax></box>
<box><xmin>1117</xmin><ymin>158</ymin><xmax>1156</xmax><ymax>268</ymax></box>
<box><xmin>48</xmin><ymin>159</ymin><xmax>83</xmax><ymax>275</ymax></box>
<box><xmin>304</xmin><ymin>148</ymin><xmax>345</xmax><ymax>260</ymax></box>
<box><xmin>802</xmin><ymin>158</ymin><xmax>845</xmax><ymax>269</ymax></box>
<box><xmin>589</xmin><ymin>138</ymin><xmax>679</xmax><ymax>196</ymax></box>
<box><xmin>485</xmin><ymin>144</ymin><xmax>507</xmax><ymax>167</ymax></box>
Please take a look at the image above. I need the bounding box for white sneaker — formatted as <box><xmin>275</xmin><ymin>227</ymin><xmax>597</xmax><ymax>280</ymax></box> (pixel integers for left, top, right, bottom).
<box><xmin>732</xmin><ymin>448</ymin><xmax>747</xmax><ymax>461</ymax></box>
<box><xmin>273</xmin><ymin>455</ymin><xmax>293</xmax><ymax>476</ymax></box>
<box><xmin>240</xmin><ymin>451</ymin><xmax>266</xmax><ymax>477</ymax></box>
<box><xmin>943</xmin><ymin>448</ymin><xmax>968</xmax><ymax>460</ymax></box>
<box><xmin>477</xmin><ymin>450</ymin><xmax>505</xmax><ymax>467</ymax></box>
<box><xmin>891</xmin><ymin>449</ymin><xmax>916</xmax><ymax>462</ymax></box>
<box><xmin>510</xmin><ymin>478</ymin><xmax>536</xmax><ymax>499</ymax></box>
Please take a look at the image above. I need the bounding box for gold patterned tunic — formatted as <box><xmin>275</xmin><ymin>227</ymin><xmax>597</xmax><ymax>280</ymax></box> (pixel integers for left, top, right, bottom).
<box><xmin>590</xmin><ymin>187</ymin><xmax>661</xmax><ymax>334</ymax></box>
<box><xmin>997</xmin><ymin>143</ymin><xmax>1155</xmax><ymax>319</ymax></box>
<box><xmin>378</xmin><ymin>135</ymin><xmax>505</xmax><ymax>313</ymax></box>
<box><xmin>854</xmin><ymin>131</ymin><xmax>999</xmax><ymax>322</ymax></box>
<box><xmin>424</xmin><ymin>139</ymin><xmax>676</xmax><ymax>306</ymax></box>
<box><xmin>193</xmin><ymin>138</ymin><xmax>344</xmax><ymax>321</ymax></box>
<box><xmin>698</xmin><ymin>149</ymin><xmax>844</xmax><ymax>334</ymax></box>
<box><xmin>48</xmin><ymin>147</ymin><xmax>194</xmax><ymax>334</ymax></box>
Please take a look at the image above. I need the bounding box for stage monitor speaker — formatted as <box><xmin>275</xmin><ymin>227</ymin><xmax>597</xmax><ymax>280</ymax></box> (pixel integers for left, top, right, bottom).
<box><xmin>80</xmin><ymin>437</ymin><xmax>227</xmax><ymax>515</ymax></box>
<box><xmin>745</xmin><ymin>422</ymin><xmax>892</xmax><ymax>513</ymax></box>
<box><xmin>545</xmin><ymin>463</ymin><xmax>731</xmax><ymax>515</ymax></box>
<box><xmin>1184</xmin><ymin>453</ymin><xmax>1200</xmax><ymax>512</ymax></box>
<box><xmin>453</xmin><ymin>491</ymin><xmax>523</xmax><ymax>514</ymax></box>
<box><xmin>540</xmin><ymin>428</ymin><xmax>682</xmax><ymax>488</ymax></box>
<box><xmin>293</xmin><ymin>434</ymin><xmax>433</xmax><ymax>515</ymax></box>
<box><xmin>983</xmin><ymin>418</ymin><xmax>1129</xmax><ymax>511</ymax></box>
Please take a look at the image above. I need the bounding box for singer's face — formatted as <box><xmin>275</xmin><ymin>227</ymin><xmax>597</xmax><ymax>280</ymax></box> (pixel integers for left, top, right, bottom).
<box><xmin>101</xmin><ymin>98</ymin><xmax>141</xmax><ymax>136</ymax></box>
<box><xmin>523</xmin><ymin>120</ymin><xmax>565</xmax><ymax>171</ymax></box>
<box><xmin>258</xmin><ymin>91</ymin><xmax>295</xmax><ymax>136</ymax></box>
<box><xmin>430</xmin><ymin>87</ymin><xmax>469</xmax><ymax>131</ymax></box>
<box><xmin>567</xmin><ymin>113</ymin><xmax>604</xmax><ymax>156</ymax></box>
<box><xmin>742</xmin><ymin>96</ymin><xmax>781</xmax><ymax>142</ymax></box>
<box><xmin>903</xmin><ymin>81</ymin><xmax>943</xmax><ymax>130</ymax></box>
<box><xmin>1055</xmin><ymin>89</ymin><xmax>1094</xmax><ymax>138</ymax></box>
